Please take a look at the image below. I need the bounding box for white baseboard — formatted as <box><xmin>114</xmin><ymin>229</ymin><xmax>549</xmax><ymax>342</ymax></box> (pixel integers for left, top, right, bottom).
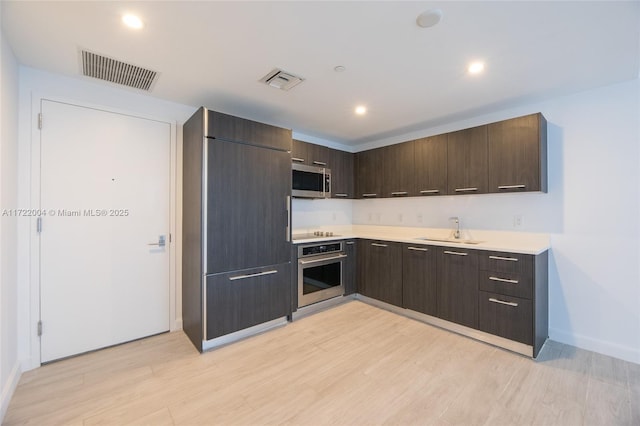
<box><xmin>549</xmin><ymin>327</ymin><xmax>640</xmax><ymax>364</ymax></box>
<box><xmin>172</xmin><ymin>318</ymin><xmax>183</xmax><ymax>331</ymax></box>
<box><xmin>1</xmin><ymin>362</ymin><xmax>22</xmax><ymax>423</ymax></box>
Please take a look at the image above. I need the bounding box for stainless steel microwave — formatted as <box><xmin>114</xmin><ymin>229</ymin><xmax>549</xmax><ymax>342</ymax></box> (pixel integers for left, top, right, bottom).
<box><xmin>292</xmin><ymin>163</ymin><xmax>331</xmax><ymax>198</ymax></box>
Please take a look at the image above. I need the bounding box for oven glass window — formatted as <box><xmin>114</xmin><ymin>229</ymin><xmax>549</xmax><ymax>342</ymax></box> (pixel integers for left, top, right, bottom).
<box><xmin>302</xmin><ymin>262</ymin><xmax>341</xmax><ymax>295</ymax></box>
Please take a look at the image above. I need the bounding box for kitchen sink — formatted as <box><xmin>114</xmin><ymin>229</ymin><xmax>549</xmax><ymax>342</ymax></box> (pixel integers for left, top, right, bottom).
<box><xmin>415</xmin><ymin>237</ymin><xmax>484</xmax><ymax>245</ymax></box>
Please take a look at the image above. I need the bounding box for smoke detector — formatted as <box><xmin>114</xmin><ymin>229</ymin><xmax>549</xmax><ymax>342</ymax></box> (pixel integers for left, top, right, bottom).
<box><xmin>259</xmin><ymin>68</ymin><xmax>304</xmax><ymax>91</ymax></box>
<box><xmin>80</xmin><ymin>49</ymin><xmax>159</xmax><ymax>91</ymax></box>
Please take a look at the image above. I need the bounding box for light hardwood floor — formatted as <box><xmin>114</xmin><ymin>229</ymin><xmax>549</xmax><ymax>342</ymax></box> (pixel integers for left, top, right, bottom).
<box><xmin>4</xmin><ymin>301</ymin><xmax>639</xmax><ymax>426</ymax></box>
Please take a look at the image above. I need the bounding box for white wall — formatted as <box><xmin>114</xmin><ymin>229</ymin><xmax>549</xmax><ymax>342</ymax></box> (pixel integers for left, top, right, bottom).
<box><xmin>291</xmin><ymin>198</ymin><xmax>352</xmax><ymax>231</ymax></box>
<box><xmin>16</xmin><ymin>67</ymin><xmax>197</xmax><ymax>371</ymax></box>
<box><xmin>0</xmin><ymin>20</ymin><xmax>21</xmax><ymax>422</ymax></box>
<box><xmin>352</xmin><ymin>79</ymin><xmax>640</xmax><ymax>363</ymax></box>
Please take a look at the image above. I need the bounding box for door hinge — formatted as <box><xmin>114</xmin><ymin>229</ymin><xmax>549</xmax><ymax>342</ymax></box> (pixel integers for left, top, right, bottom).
<box><xmin>38</xmin><ymin>113</ymin><xmax>43</xmax><ymax>130</ymax></box>
<box><xmin>37</xmin><ymin>217</ymin><xmax>42</xmax><ymax>233</ymax></box>
<box><xmin>169</xmin><ymin>233</ymin><xmax>172</xmax><ymax>243</ymax></box>
<box><xmin>37</xmin><ymin>320</ymin><xmax>42</xmax><ymax>336</ymax></box>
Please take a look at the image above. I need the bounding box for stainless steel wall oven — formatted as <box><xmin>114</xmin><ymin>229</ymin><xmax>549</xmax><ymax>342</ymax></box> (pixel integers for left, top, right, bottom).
<box><xmin>297</xmin><ymin>241</ymin><xmax>346</xmax><ymax>307</ymax></box>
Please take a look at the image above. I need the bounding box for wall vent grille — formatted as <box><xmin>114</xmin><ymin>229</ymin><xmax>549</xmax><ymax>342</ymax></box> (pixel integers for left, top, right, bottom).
<box><xmin>81</xmin><ymin>50</ymin><xmax>158</xmax><ymax>91</ymax></box>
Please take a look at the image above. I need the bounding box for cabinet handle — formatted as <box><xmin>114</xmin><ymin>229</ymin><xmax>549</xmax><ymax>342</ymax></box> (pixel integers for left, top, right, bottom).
<box><xmin>444</xmin><ymin>250</ymin><xmax>467</xmax><ymax>256</ymax></box>
<box><xmin>454</xmin><ymin>187</ymin><xmax>478</xmax><ymax>192</ymax></box>
<box><xmin>334</xmin><ymin>193</ymin><xmax>348</xmax><ymax>197</ymax></box>
<box><xmin>229</xmin><ymin>270</ymin><xmax>278</xmax><ymax>281</ymax></box>
<box><xmin>391</xmin><ymin>191</ymin><xmax>408</xmax><ymax>196</ymax></box>
<box><xmin>407</xmin><ymin>246</ymin><xmax>428</xmax><ymax>252</ymax></box>
<box><xmin>345</xmin><ymin>241</ymin><xmax>355</xmax><ymax>245</ymax></box>
<box><xmin>489</xmin><ymin>276</ymin><xmax>519</xmax><ymax>284</ymax></box>
<box><xmin>489</xmin><ymin>255</ymin><xmax>518</xmax><ymax>262</ymax></box>
<box><xmin>299</xmin><ymin>254</ymin><xmax>347</xmax><ymax>265</ymax></box>
<box><xmin>489</xmin><ymin>298</ymin><xmax>518</xmax><ymax>307</ymax></box>
<box><xmin>371</xmin><ymin>243</ymin><xmax>388</xmax><ymax>248</ymax></box>
<box><xmin>420</xmin><ymin>189</ymin><xmax>440</xmax><ymax>194</ymax></box>
<box><xmin>292</xmin><ymin>157</ymin><xmax>305</xmax><ymax>163</ymax></box>
<box><xmin>362</xmin><ymin>193</ymin><xmax>377</xmax><ymax>198</ymax></box>
<box><xmin>313</xmin><ymin>161</ymin><xmax>327</xmax><ymax>166</ymax></box>
<box><xmin>498</xmin><ymin>184</ymin><xmax>526</xmax><ymax>190</ymax></box>
<box><xmin>285</xmin><ymin>195</ymin><xmax>291</xmax><ymax>242</ymax></box>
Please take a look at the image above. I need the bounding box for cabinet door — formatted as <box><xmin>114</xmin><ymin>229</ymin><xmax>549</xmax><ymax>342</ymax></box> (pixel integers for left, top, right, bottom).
<box><xmin>383</xmin><ymin>141</ymin><xmax>415</xmax><ymax>197</ymax></box>
<box><xmin>414</xmin><ymin>134</ymin><xmax>448</xmax><ymax>196</ymax></box>
<box><xmin>331</xmin><ymin>149</ymin><xmax>354</xmax><ymax>199</ymax></box>
<box><xmin>488</xmin><ymin>113</ymin><xmax>547</xmax><ymax>193</ymax></box>
<box><xmin>206</xmin><ymin>263</ymin><xmax>291</xmax><ymax>340</ymax></box>
<box><xmin>402</xmin><ymin>244</ymin><xmax>437</xmax><ymax>316</ymax></box>
<box><xmin>292</xmin><ymin>139</ymin><xmax>331</xmax><ymax>167</ymax></box>
<box><xmin>207</xmin><ymin>139</ymin><xmax>291</xmax><ymax>273</ymax></box>
<box><xmin>357</xmin><ymin>240</ymin><xmax>402</xmax><ymax>306</ymax></box>
<box><xmin>447</xmin><ymin>125</ymin><xmax>488</xmax><ymax>195</ymax></box>
<box><xmin>343</xmin><ymin>240</ymin><xmax>357</xmax><ymax>295</ymax></box>
<box><xmin>437</xmin><ymin>248</ymin><xmax>479</xmax><ymax>329</ymax></box>
<box><xmin>355</xmin><ymin>148</ymin><xmax>384</xmax><ymax>198</ymax></box>
<box><xmin>291</xmin><ymin>139</ymin><xmax>310</xmax><ymax>164</ymax></box>
<box><xmin>207</xmin><ymin>110</ymin><xmax>291</xmax><ymax>151</ymax></box>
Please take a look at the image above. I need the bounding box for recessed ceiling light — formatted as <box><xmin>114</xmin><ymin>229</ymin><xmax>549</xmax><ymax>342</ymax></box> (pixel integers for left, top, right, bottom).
<box><xmin>122</xmin><ymin>14</ymin><xmax>143</xmax><ymax>29</ymax></box>
<box><xmin>468</xmin><ymin>61</ymin><xmax>485</xmax><ymax>74</ymax></box>
<box><xmin>334</xmin><ymin>65</ymin><xmax>346</xmax><ymax>72</ymax></box>
<box><xmin>416</xmin><ymin>9</ymin><xmax>443</xmax><ymax>28</ymax></box>
<box><xmin>355</xmin><ymin>106</ymin><xmax>367</xmax><ymax>115</ymax></box>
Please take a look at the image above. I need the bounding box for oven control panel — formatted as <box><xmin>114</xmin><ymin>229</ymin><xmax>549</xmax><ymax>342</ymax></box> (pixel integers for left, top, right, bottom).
<box><xmin>299</xmin><ymin>242</ymin><xmax>343</xmax><ymax>257</ymax></box>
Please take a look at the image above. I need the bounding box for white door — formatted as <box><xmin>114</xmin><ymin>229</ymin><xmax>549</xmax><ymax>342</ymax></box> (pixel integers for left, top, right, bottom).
<box><xmin>39</xmin><ymin>99</ymin><xmax>171</xmax><ymax>363</ymax></box>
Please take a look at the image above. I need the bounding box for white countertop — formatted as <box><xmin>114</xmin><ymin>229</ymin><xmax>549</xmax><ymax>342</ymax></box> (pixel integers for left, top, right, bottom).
<box><xmin>292</xmin><ymin>225</ymin><xmax>549</xmax><ymax>255</ymax></box>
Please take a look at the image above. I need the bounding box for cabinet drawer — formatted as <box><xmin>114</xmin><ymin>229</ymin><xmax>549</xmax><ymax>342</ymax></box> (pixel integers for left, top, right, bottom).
<box><xmin>478</xmin><ymin>270</ymin><xmax>533</xmax><ymax>299</ymax></box>
<box><xmin>479</xmin><ymin>291</ymin><xmax>532</xmax><ymax>345</ymax></box>
<box><xmin>206</xmin><ymin>263</ymin><xmax>291</xmax><ymax>340</ymax></box>
<box><xmin>479</xmin><ymin>251</ymin><xmax>533</xmax><ymax>275</ymax></box>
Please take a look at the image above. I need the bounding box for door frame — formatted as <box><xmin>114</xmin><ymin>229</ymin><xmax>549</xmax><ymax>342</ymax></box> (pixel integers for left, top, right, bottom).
<box><xmin>27</xmin><ymin>94</ymin><xmax>180</xmax><ymax>368</ymax></box>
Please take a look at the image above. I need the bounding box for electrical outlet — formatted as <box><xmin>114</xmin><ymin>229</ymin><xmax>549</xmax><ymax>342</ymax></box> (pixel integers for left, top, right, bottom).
<box><xmin>417</xmin><ymin>213</ymin><xmax>423</xmax><ymax>223</ymax></box>
<box><xmin>368</xmin><ymin>213</ymin><xmax>372</xmax><ymax>222</ymax></box>
<box><xmin>398</xmin><ymin>213</ymin><xmax>403</xmax><ymax>222</ymax></box>
<box><xmin>514</xmin><ymin>215</ymin><xmax>524</xmax><ymax>228</ymax></box>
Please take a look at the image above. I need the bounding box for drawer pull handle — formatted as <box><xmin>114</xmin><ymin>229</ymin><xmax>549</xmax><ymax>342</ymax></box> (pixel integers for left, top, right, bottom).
<box><xmin>334</xmin><ymin>193</ymin><xmax>348</xmax><ymax>197</ymax></box>
<box><xmin>489</xmin><ymin>276</ymin><xmax>519</xmax><ymax>284</ymax></box>
<box><xmin>229</xmin><ymin>270</ymin><xmax>278</xmax><ymax>281</ymax></box>
<box><xmin>444</xmin><ymin>250</ymin><xmax>467</xmax><ymax>256</ymax></box>
<box><xmin>391</xmin><ymin>191</ymin><xmax>408</xmax><ymax>196</ymax></box>
<box><xmin>407</xmin><ymin>246</ymin><xmax>428</xmax><ymax>252</ymax></box>
<box><xmin>455</xmin><ymin>187</ymin><xmax>478</xmax><ymax>192</ymax></box>
<box><xmin>498</xmin><ymin>184</ymin><xmax>526</xmax><ymax>190</ymax></box>
<box><xmin>489</xmin><ymin>298</ymin><xmax>518</xmax><ymax>307</ymax></box>
<box><xmin>362</xmin><ymin>193</ymin><xmax>378</xmax><ymax>198</ymax></box>
<box><xmin>313</xmin><ymin>161</ymin><xmax>327</xmax><ymax>166</ymax></box>
<box><xmin>420</xmin><ymin>189</ymin><xmax>440</xmax><ymax>194</ymax></box>
<box><xmin>345</xmin><ymin>241</ymin><xmax>355</xmax><ymax>245</ymax></box>
<box><xmin>489</xmin><ymin>255</ymin><xmax>518</xmax><ymax>262</ymax></box>
<box><xmin>292</xmin><ymin>157</ymin><xmax>305</xmax><ymax>163</ymax></box>
<box><xmin>371</xmin><ymin>243</ymin><xmax>388</xmax><ymax>248</ymax></box>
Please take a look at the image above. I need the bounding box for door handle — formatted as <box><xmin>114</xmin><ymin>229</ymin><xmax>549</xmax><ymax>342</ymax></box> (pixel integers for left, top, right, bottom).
<box><xmin>148</xmin><ymin>235</ymin><xmax>166</xmax><ymax>247</ymax></box>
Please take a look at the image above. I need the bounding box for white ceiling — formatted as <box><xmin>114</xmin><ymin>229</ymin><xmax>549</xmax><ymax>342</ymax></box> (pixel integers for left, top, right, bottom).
<box><xmin>2</xmin><ymin>1</ymin><xmax>639</xmax><ymax>146</ymax></box>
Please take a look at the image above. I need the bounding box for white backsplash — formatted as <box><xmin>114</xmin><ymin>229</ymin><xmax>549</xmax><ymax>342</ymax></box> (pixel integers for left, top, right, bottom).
<box><xmin>291</xmin><ymin>198</ymin><xmax>353</xmax><ymax>232</ymax></box>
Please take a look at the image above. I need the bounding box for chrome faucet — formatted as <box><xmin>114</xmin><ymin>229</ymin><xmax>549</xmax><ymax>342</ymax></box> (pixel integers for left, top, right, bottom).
<box><xmin>450</xmin><ymin>217</ymin><xmax>461</xmax><ymax>239</ymax></box>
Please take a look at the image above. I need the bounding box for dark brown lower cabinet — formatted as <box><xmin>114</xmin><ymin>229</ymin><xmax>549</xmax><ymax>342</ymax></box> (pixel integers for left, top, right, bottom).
<box><xmin>357</xmin><ymin>240</ymin><xmax>402</xmax><ymax>306</ymax></box>
<box><xmin>206</xmin><ymin>263</ymin><xmax>291</xmax><ymax>340</ymax></box>
<box><xmin>478</xmin><ymin>291</ymin><xmax>533</xmax><ymax>344</ymax></box>
<box><xmin>436</xmin><ymin>248</ymin><xmax>479</xmax><ymax>329</ymax></box>
<box><xmin>402</xmin><ymin>244</ymin><xmax>437</xmax><ymax>316</ymax></box>
<box><xmin>344</xmin><ymin>240</ymin><xmax>357</xmax><ymax>295</ymax></box>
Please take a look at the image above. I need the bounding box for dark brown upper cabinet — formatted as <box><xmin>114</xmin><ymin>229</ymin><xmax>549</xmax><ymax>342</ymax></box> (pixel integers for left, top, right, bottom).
<box><xmin>355</xmin><ymin>147</ymin><xmax>385</xmax><ymax>198</ymax></box>
<box><xmin>331</xmin><ymin>149</ymin><xmax>355</xmax><ymax>199</ymax></box>
<box><xmin>207</xmin><ymin>109</ymin><xmax>291</xmax><ymax>151</ymax></box>
<box><xmin>383</xmin><ymin>141</ymin><xmax>415</xmax><ymax>197</ymax></box>
<box><xmin>414</xmin><ymin>134</ymin><xmax>448</xmax><ymax>196</ymax></box>
<box><xmin>447</xmin><ymin>125</ymin><xmax>488</xmax><ymax>195</ymax></box>
<box><xmin>488</xmin><ymin>113</ymin><xmax>548</xmax><ymax>193</ymax></box>
<box><xmin>291</xmin><ymin>139</ymin><xmax>330</xmax><ymax>167</ymax></box>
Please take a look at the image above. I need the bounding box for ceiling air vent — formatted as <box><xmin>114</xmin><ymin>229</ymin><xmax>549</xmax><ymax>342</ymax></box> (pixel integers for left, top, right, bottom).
<box><xmin>81</xmin><ymin>50</ymin><xmax>158</xmax><ymax>91</ymax></box>
<box><xmin>259</xmin><ymin>68</ymin><xmax>304</xmax><ymax>91</ymax></box>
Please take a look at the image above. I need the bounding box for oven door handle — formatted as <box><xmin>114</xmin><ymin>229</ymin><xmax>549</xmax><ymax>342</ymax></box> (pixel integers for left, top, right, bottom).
<box><xmin>299</xmin><ymin>254</ymin><xmax>347</xmax><ymax>265</ymax></box>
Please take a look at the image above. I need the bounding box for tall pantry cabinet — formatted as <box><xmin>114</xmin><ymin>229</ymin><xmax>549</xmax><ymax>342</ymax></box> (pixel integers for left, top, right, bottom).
<box><xmin>182</xmin><ymin>107</ymin><xmax>293</xmax><ymax>352</ymax></box>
